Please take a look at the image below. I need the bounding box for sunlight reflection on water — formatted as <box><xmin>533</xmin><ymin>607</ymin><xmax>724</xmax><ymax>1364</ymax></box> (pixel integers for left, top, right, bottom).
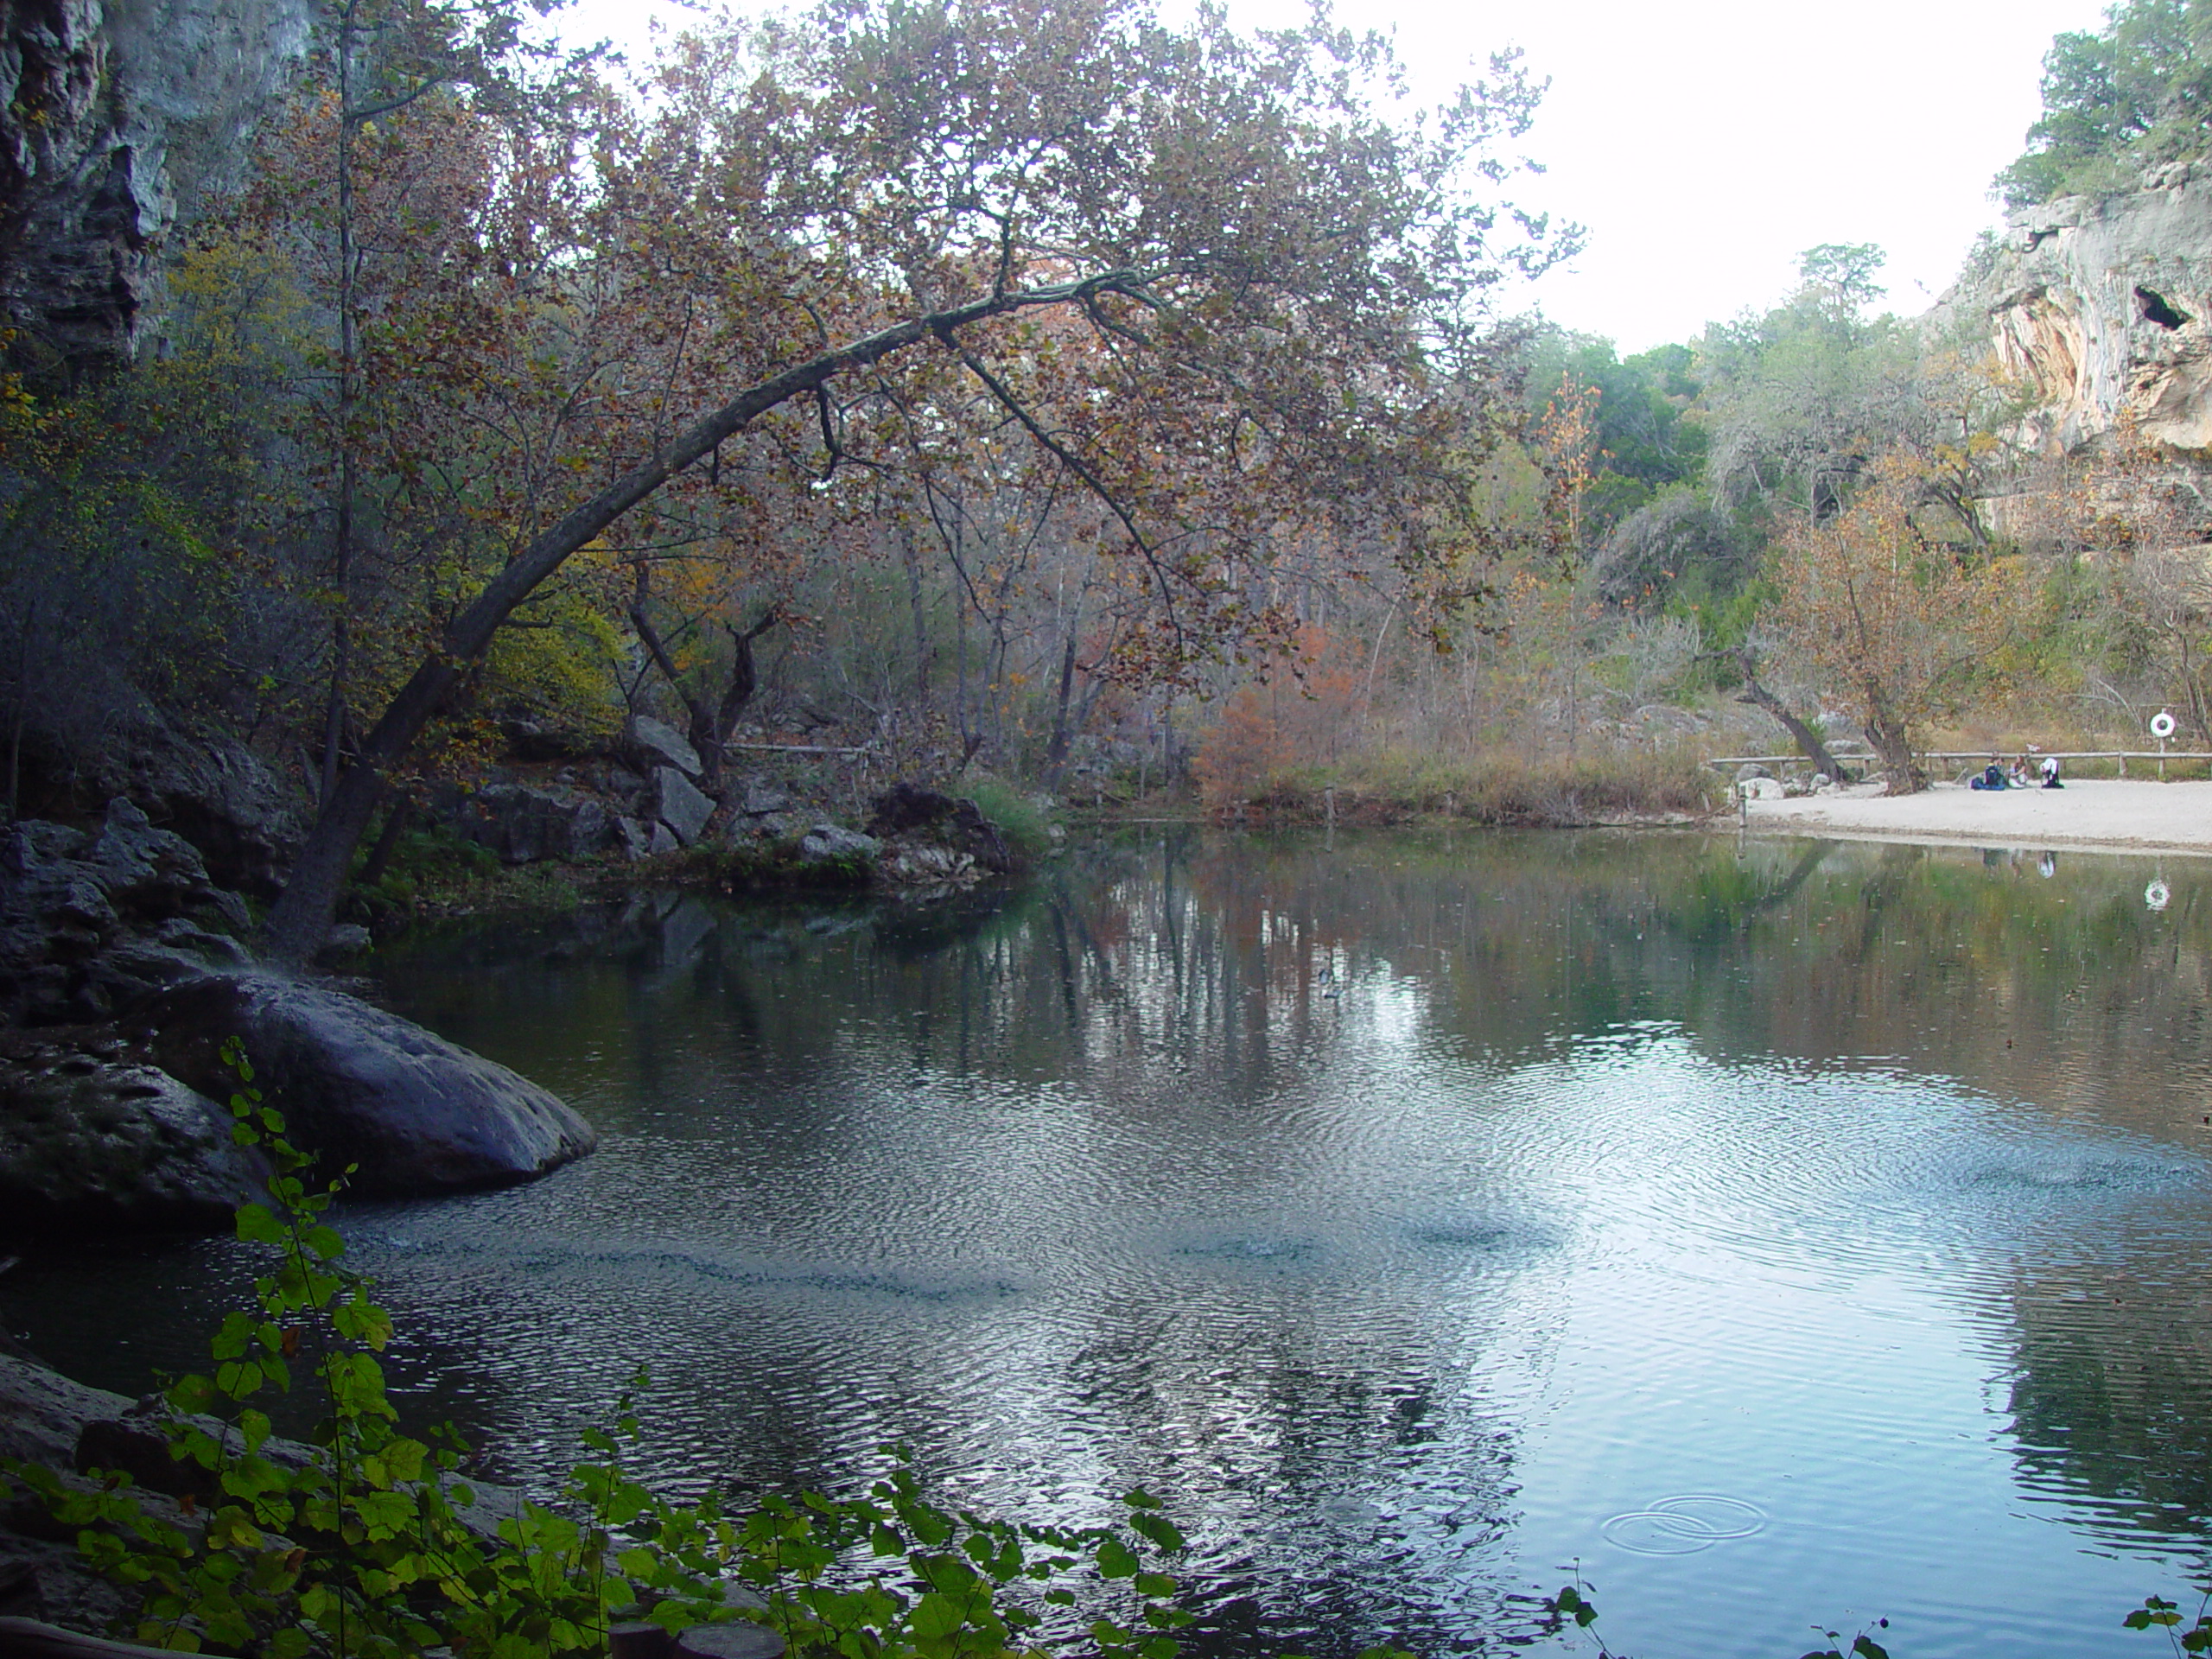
<box><xmin>13</xmin><ymin>830</ymin><xmax>2212</xmax><ymax>1658</ymax></box>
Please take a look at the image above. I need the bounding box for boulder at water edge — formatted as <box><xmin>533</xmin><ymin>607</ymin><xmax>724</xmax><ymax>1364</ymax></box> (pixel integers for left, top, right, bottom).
<box><xmin>0</xmin><ymin>1033</ymin><xmax>271</xmax><ymax>1237</ymax></box>
<box><xmin>137</xmin><ymin>972</ymin><xmax>596</xmax><ymax>1196</ymax></box>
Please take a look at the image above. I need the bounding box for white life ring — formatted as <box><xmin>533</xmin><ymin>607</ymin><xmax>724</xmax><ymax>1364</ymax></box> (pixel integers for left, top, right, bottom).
<box><xmin>2148</xmin><ymin>879</ymin><xmax>2172</xmax><ymax>911</ymax></box>
<box><xmin>2152</xmin><ymin>709</ymin><xmax>2178</xmax><ymax>740</ymax></box>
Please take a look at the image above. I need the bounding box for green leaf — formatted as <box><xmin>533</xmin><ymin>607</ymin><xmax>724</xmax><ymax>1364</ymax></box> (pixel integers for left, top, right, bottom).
<box><xmin>1096</xmin><ymin>1536</ymin><xmax>1141</xmax><ymax>1580</ymax></box>
<box><xmin>1128</xmin><ymin>1510</ymin><xmax>1184</xmax><ymax>1552</ymax></box>
<box><xmin>909</xmin><ymin>1591</ymin><xmax>965</xmax><ymax>1639</ymax></box>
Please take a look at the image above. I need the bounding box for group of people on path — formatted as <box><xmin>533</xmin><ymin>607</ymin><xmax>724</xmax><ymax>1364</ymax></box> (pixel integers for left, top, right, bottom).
<box><xmin>1969</xmin><ymin>753</ymin><xmax>2063</xmax><ymax>791</ymax></box>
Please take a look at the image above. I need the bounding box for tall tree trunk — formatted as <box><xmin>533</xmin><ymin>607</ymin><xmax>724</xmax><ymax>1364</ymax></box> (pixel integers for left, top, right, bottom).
<box><xmin>321</xmin><ymin>0</ymin><xmax>363</xmax><ymax>808</ymax></box>
<box><xmin>359</xmin><ymin>795</ymin><xmax>408</xmax><ymax>887</ymax></box>
<box><xmin>706</xmin><ymin>609</ymin><xmax>780</xmax><ymax>791</ymax></box>
<box><xmin>5</xmin><ymin>602</ymin><xmax>31</xmax><ymax>825</ymax></box>
<box><xmin>628</xmin><ymin>564</ymin><xmax>779</xmax><ymax>794</ymax></box>
<box><xmin>902</xmin><ymin>525</ymin><xmax>931</xmax><ymax>703</ymax></box>
<box><xmin>1043</xmin><ymin>588</ymin><xmax>1084</xmax><ymax>784</ymax></box>
<box><xmin>1861</xmin><ymin>685</ymin><xmax>1924</xmax><ymax>794</ymax></box>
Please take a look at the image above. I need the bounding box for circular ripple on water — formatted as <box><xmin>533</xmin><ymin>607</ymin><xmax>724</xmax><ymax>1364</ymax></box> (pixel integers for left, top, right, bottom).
<box><xmin>1600</xmin><ymin>1495</ymin><xmax>1767</xmax><ymax>1556</ymax></box>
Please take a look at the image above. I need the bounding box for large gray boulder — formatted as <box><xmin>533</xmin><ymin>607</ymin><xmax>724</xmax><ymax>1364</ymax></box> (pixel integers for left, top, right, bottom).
<box><xmin>86</xmin><ymin>798</ymin><xmax>245</xmax><ymax>925</ymax></box>
<box><xmin>441</xmin><ymin>784</ymin><xmax>619</xmax><ymax>865</ymax></box>
<box><xmin>475</xmin><ymin>785</ymin><xmax>582</xmax><ymax>865</ymax></box>
<box><xmin>736</xmin><ymin>775</ymin><xmax>790</xmax><ymax>817</ymax></box>
<box><xmin>0</xmin><ymin>803</ymin><xmax>253</xmax><ymax>1024</ymax></box>
<box><xmin>137</xmin><ymin>972</ymin><xmax>596</xmax><ymax>1197</ymax></box>
<box><xmin>0</xmin><ymin>1033</ymin><xmax>270</xmax><ymax>1236</ymax></box>
<box><xmin>0</xmin><ymin>1354</ymin><xmax>143</xmax><ymax>1635</ymax></box>
<box><xmin>645</xmin><ymin>766</ymin><xmax>714</xmax><ymax>846</ymax></box>
<box><xmin>623</xmin><ymin>715</ymin><xmax>702</xmax><ymax>779</ymax></box>
<box><xmin>95</xmin><ymin>718</ymin><xmax>304</xmax><ymax>898</ymax></box>
<box><xmin>566</xmin><ymin>798</ymin><xmax>610</xmax><ymax>861</ymax></box>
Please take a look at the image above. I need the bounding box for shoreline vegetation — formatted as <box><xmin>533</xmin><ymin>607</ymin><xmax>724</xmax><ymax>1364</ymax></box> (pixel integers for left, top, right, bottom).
<box><xmin>355</xmin><ymin>761</ymin><xmax>2212</xmax><ymax>932</ymax></box>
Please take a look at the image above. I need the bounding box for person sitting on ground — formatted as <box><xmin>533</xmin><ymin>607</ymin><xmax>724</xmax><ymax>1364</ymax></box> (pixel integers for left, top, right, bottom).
<box><xmin>2041</xmin><ymin>753</ymin><xmax>2063</xmax><ymax>789</ymax></box>
<box><xmin>2010</xmin><ymin>757</ymin><xmax>2034</xmax><ymax>788</ymax></box>
<box><xmin>1972</xmin><ymin>760</ymin><xmax>2007</xmax><ymax>791</ymax></box>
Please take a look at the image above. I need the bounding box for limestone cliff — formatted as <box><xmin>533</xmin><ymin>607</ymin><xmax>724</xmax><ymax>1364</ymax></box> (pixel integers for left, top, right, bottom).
<box><xmin>0</xmin><ymin>0</ymin><xmax>309</xmax><ymax>372</ymax></box>
<box><xmin>1940</xmin><ymin>164</ymin><xmax>2212</xmax><ymax>455</ymax></box>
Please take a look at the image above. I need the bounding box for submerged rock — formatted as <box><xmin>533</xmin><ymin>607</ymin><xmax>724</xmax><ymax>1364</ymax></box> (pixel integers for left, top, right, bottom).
<box><xmin>137</xmin><ymin>972</ymin><xmax>596</xmax><ymax>1197</ymax></box>
<box><xmin>0</xmin><ymin>1033</ymin><xmax>270</xmax><ymax>1237</ymax></box>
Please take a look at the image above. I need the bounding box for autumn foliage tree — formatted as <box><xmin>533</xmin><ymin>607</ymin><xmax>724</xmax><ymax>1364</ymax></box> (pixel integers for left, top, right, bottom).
<box><xmin>250</xmin><ymin>0</ymin><xmax>1576</xmax><ymax>962</ymax></box>
<box><xmin>1767</xmin><ymin>455</ymin><xmax>2027</xmax><ymax>791</ymax></box>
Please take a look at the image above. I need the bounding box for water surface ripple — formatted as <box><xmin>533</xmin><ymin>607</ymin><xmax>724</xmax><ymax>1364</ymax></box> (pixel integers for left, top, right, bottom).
<box><xmin>14</xmin><ymin>830</ymin><xmax>2212</xmax><ymax>1657</ymax></box>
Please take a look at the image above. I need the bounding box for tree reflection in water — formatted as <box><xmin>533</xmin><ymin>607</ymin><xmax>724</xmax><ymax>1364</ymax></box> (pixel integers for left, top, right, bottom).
<box><xmin>11</xmin><ymin>828</ymin><xmax>2212</xmax><ymax>1657</ymax></box>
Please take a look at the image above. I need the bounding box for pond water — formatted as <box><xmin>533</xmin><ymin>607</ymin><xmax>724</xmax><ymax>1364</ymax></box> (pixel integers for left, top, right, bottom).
<box><xmin>16</xmin><ymin>829</ymin><xmax>2212</xmax><ymax>1658</ymax></box>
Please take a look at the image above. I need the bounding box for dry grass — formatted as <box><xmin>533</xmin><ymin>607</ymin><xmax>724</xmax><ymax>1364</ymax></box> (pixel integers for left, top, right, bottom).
<box><xmin>1219</xmin><ymin>746</ymin><xmax>1722</xmax><ymax>827</ymax></box>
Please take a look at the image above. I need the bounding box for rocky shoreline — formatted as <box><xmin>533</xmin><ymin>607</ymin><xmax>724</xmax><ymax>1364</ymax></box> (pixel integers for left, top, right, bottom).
<box><xmin>0</xmin><ymin>1338</ymin><xmax>553</xmax><ymax>1639</ymax></box>
<box><xmin>0</xmin><ymin>793</ymin><xmax>602</xmax><ymax>1238</ymax></box>
<box><xmin>0</xmin><ymin>702</ymin><xmax>1040</xmax><ymax>1243</ymax></box>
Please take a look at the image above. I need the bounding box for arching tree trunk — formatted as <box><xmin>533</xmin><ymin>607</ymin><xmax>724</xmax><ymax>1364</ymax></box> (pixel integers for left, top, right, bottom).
<box><xmin>263</xmin><ymin>276</ymin><xmax>1138</xmax><ymax>966</ymax></box>
<box><xmin>1732</xmin><ymin>646</ymin><xmax>1853</xmax><ymax>782</ymax></box>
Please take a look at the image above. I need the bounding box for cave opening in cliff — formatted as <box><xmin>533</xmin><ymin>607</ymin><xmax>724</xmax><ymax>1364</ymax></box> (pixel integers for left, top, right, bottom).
<box><xmin>2137</xmin><ymin>285</ymin><xmax>2191</xmax><ymax>328</ymax></box>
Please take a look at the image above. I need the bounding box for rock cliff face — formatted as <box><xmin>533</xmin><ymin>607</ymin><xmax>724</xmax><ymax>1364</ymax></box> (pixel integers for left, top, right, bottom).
<box><xmin>1942</xmin><ymin>166</ymin><xmax>2212</xmax><ymax>455</ymax></box>
<box><xmin>0</xmin><ymin>0</ymin><xmax>309</xmax><ymax>371</ymax></box>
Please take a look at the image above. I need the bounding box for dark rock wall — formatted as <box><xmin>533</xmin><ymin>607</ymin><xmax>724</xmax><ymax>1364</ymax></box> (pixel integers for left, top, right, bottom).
<box><xmin>0</xmin><ymin>0</ymin><xmax>309</xmax><ymax>371</ymax></box>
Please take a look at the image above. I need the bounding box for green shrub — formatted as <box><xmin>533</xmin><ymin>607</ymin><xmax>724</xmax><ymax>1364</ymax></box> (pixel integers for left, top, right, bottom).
<box><xmin>960</xmin><ymin>777</ymin><xmax>1055</xmax><ymax>857</ymax></box>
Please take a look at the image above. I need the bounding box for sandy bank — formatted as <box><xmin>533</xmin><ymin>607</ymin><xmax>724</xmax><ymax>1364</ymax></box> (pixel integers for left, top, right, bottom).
<box><xmin>1741</xmin><ymin>778</ymin><xmax>2212</xmax><ymax>855</ymax></box>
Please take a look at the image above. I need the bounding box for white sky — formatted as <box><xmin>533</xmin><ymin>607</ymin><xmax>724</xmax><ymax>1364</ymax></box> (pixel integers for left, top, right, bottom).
<box><xmin>559</xmin><ymin>0</ymin><xmax>2114</xmax><ymax>353</ymax></box>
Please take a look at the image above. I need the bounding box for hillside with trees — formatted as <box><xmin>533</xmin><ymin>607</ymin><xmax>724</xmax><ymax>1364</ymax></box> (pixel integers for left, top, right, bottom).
<box><xmin>5</xmin><ymin>0</ymin><xmax>2212</xmax><ymax>955</ymax></box>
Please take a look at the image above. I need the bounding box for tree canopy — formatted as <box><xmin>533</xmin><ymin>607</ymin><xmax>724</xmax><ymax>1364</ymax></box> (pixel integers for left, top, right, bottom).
<box><xmin>220</xmin><ymin>0</ymin><xmax>1582</xmax><ymax>958</ymax></box>
<box><xmin>1997</xmin><ymin>0</ymin><xmax>2212</xmax><ymax>207</ymax></box>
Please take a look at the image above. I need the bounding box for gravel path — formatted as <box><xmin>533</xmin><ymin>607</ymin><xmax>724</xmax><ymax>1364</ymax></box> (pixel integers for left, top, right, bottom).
<box><xmin>1741</xmin><ymin>778</ymin><xmax>2212</xmax><ymax>855</ymax></box>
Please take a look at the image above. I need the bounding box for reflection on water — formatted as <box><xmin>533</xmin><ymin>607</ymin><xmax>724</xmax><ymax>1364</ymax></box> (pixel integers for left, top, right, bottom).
<box><xmin>14</xmin><ymin>830</ymin><xmax>2212</xmax><ymax>1656</ymax></box>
